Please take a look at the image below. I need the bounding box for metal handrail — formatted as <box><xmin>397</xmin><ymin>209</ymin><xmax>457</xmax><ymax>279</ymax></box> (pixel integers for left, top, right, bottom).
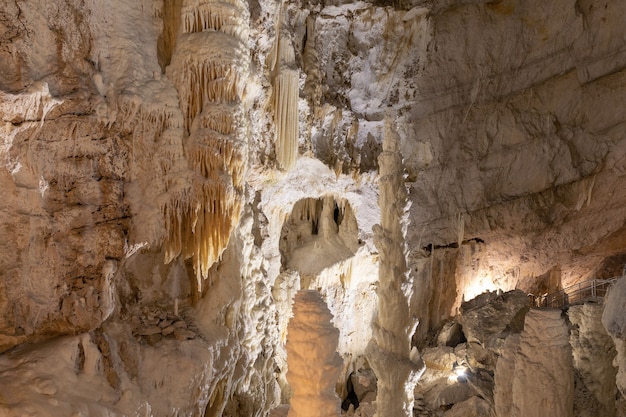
<box><xmin>532</xmin><ymin>277</ymin><xmax>619</xmax><ymax>309</ymax></box>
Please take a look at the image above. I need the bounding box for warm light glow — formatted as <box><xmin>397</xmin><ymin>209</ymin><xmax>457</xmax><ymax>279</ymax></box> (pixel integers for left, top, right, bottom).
<box><xmin>463</xmin><ymin>275</ymin><xmax>498</xmax><ymax>302</ymax></box>
<box><xmin>448</xmin><ymin>363</ymin><xmax>468</xmax><ymax>383</ymax></box>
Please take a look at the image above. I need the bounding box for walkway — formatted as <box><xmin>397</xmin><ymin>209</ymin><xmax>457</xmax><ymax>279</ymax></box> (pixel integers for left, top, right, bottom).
<box><xmin>533</xmin><ymin>277</ymin><xmax>619</xmax><ymax>309</ymax></box>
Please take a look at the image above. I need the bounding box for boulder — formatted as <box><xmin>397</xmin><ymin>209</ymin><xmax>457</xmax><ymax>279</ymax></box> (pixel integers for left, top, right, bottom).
<box><xmin>460</xmin><ymin>290</ymin><xmax>530</xmax><ymax>349</ymax></box>
<box><xmin>437</xmin><ymin>321</ymin><xmax>465</xmax><ymax>347</ymax></box>
<box><xmin>349</xmin><ymin>369</ymin><xmax>377</xmax><ymax>403</ymax></box>
<box><xmin>442</xmin><ymin>397</ymin><xmax>495</xmax><ymax>417</ymax></box>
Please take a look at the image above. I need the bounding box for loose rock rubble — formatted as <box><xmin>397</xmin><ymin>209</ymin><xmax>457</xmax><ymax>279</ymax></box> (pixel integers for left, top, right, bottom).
<box><xmin>131</xmin><ymin>307</ymin><xmax>197</xmax><ymax>346</ymax></box>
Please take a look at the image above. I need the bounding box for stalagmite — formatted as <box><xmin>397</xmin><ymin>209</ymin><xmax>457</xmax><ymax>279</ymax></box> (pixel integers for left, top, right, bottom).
<box><xmin>602</xmin><ymin>277</ymin><xmax>626</xmax><ymax>399</ymax></box>
<box><xmin>269</xmin><ymin>11</ymin><xmax>299</xmax><ymax>171</ymax></box>
<box><xmin>569</xmin><ymin>303</ymin><xmax>617</xmax><ymax>417</ymax></box>
<box><xmin>164</xmin><ymin>0</ymin><xmax>250</xmax><ymax>286</ymax></box>
<box><xmin>367</xmin><ymin>113</ymin><xmax>424</xmax><ymax>417</ymax></box>
<box><xmin>494</xmin><ymin>309</ymin><xmax>574</xmax><ymax>417</ymax></box>
<box><xmin>286</xmin><ymin>290</ymin><xmax>342</xmax><ymax>417</ymax></box>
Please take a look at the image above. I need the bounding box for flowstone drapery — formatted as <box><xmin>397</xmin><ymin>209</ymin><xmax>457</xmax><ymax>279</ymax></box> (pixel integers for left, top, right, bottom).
<box><xmin>367</xmin><ymin>114</ymin><xmax>424</xmax><ymax>417</ymax></box>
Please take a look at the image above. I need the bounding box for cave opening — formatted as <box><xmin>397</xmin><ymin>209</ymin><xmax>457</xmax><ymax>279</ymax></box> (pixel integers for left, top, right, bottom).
<box><xmin>279</xmin><ymin>195</ymin><xmax>360</xmax><ymax>277</ymax></box>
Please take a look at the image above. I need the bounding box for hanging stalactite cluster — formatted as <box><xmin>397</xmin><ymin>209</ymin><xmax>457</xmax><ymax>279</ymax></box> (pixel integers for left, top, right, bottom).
<box><xmin>165</xmin><ymin>0</ymin><xmax>250</xmax><ymax>288</ymax></box>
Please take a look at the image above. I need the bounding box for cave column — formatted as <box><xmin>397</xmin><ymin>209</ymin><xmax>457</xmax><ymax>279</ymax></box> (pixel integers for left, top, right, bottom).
<box><xmin>367</xmin><ymin>112</ymin><xmax>424</xmax><ymax>417</ymax></box>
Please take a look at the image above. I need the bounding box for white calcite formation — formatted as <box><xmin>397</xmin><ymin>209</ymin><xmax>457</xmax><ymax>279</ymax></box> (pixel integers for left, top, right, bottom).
<box><xmin>285</xmin><ymin>290</ymin><xmax>342</xmax><ymax>417</ymax></box>
<box><xmin>367</xmin><ymin>114</ymin><xmax>424</xmax><ymax>417</ymax></box>
<box><xmin>269</xmin><ymin>17</ymin><xmax>299</xmax><ymax>171</ymax></box>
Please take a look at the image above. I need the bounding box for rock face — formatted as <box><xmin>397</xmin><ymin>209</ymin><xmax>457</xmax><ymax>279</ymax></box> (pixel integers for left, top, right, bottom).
<box><xmin>602</xmin><ymin>277</ymin><xmax>626</xmax><ymax>399</ymax></box>
<box><xmin>408</xmin><ymin>0</ymin><xmax>626</xmax><ymax>339</ymax></box>
<box><xmin>494</xmin><ymin>309</ymin><xmax>574</xmax><ymax>417</ymax></box>
<box><xmin>570</xmin><ymin>303</ymin><xmax>617</xmax><ymax>417</ymax></box>
<box><xmin>460</xmin><ymin>289</ymin><xmax>529</xmax><ymax>349</ymax></box>
<box><xmin>443</xmin><ymin>397</ymin><xmax>495</xmax><ymax>417</ymax></box>
<box><xmin>1</xmin><ymin>0</ymin><xmax>626</xmax><ymax>415</ymax></box>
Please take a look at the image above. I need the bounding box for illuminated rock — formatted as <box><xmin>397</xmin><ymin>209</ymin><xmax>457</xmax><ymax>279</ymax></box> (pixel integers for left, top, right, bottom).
<box><xmin>459</xmin><ymin>289</ymin><xmax>529</xmax><ymax>349</ymax></box>
<box><xmin>602</xmin><ymin>277</ymin><xmax>626</xmax><ymax>398</ymax></box>
<box><xmin>286</xmin><ymin>290</ymin><xmax>342</xmax><ymax>417</ymax></box>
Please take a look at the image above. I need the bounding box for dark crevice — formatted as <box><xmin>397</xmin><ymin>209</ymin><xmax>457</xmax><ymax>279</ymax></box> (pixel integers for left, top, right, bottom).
<box><xmin>422</xmin><ymin>237</ymin><xmax>485</xmax><ymax>255</ymax></box>
<box><xmin>341</xmin><ymin>373</ymin><xmax>359</xmax><ymax>411</ymax></box>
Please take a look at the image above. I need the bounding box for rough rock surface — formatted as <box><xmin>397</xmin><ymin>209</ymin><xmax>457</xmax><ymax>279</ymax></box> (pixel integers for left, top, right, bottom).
<box><xmin>285</xmin><ymin>290</ymin><xmax>342</xmax><ymax>417</ymax></box>
<box><xmin>570</xmin><ymin>303</ymin><xmax>617</xmax><ymax>417</ymax></box>
<box><xmin>409</xmin><ymin>0</ymin><xmax>626</xmax><ymax>338</ymax></box>
<box><xmin>494</xmin><ymin>309</ymin><xmax>574</xmax><ymax>417</ymax></box>
<box><xmin>459</xmin><ymin>289</ymin><xmax>529</xmax><ymax>349</ymax></box>
<box><xmin>443</xmin><ymin>396</ymin><xmax>495</xmax><ymax>417</ymax></box>
<box><xmin>602</xmin><ymin>277</ymin><xmax>626</xmax><ymax>399</ymax></box>
<box><xmin>1</xmin><ymin>0</ymin><xmax>626</xmax><ymax>415</ymax></box>
<box><xmin>436</xmin><ymin>321</ymin><xmax>465</xmax><ymax>347</ymax></box>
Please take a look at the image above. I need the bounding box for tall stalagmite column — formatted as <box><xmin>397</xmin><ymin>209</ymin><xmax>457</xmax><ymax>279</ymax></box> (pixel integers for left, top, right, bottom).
<box><xmin>367</xmin><ymin>113</ymin><xmax>424</xmax><ymax>417</ymax></box>
<box><xmin>286</xmin><ymin>290</ymin><xmax>342</xmax><ymax>417</ymax></box>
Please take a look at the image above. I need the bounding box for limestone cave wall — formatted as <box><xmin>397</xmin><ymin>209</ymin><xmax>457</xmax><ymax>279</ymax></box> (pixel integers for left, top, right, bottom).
<box><xmin>1</xmin><ymin>0</ymin><xmax>626</xmax><ymax>416</ymax></box>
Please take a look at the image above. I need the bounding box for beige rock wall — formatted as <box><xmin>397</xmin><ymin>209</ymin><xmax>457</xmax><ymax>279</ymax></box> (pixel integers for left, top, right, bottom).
<box><xmin>494</xmin><ymin>309</ymin><xmax>574</xmax><ymax>417</ymax></box>
<box><xmin>602</xmin><ymin>277</ymin><xmax>626</xmax><ymax>398</ymax></box>
<box><xmin>569</xmin><ymin>303</ymin><xmax>617</xmax><ymax>417</ymax></box>
<box><xmin>0</xmin><ymin>0</ymin><xmax>129</xmax><ymax>352</ymax></box>
<box><xmin>406</xmin><ymin>0</ymin><xmax>626</xmax><ymax>334</ymax></box>
<box><xmin>1</xmin><ymin>0</ymin><xmax>626</xmax><ymax>414</ymax></box>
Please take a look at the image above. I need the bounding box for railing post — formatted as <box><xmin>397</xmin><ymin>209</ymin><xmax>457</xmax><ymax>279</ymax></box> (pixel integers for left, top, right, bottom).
<box><xmin>592</xmin><ymin>280</ymin><xmax>596</xmax><ymax>298</ymax></box>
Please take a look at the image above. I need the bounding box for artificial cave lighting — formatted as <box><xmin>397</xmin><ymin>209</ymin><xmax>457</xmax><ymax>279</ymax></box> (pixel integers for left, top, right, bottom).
<box><xmin>448</xmin><ymin>363</ymin><xmax>468</xmax><ymax>384</ymax></box>
<box><xmin>460</xmin><ymin>271</ymin><xmax>502</xmax><ymax>305</ymax></box>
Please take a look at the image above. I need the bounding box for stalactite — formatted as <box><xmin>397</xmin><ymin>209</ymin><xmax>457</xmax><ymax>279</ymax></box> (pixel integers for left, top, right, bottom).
<box><xmin>302</xmin><ymin>15</ymin><xmax>322</xmax><ymax>109</ymax></box>
<box><xmin>367</xmin><ymin>112</ymin><xmax>424</xmax><ymax>417</ymax></box>
<box><xmin>274</xmin><ymin>66</ymin><xmax>299</xmax><ymax>171</ymax></box>
<box><xmin>164</xmin><ymin>0</ymin><xmax>250</xmax><ymax>287</ymax></box>
<box><xmin>181</xmin><ymin>0</ymin><xmax>250</xmax><ymax>41</ymax></box>
<box><xmin>269</xmin><ymin>13</ymin><xmax>299</xmax><ymax>171</ymax></box>
<box><xmin>117</xmin><ymin>99</ymin><xmax>183</xmax><ymax>143</ymax></box>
